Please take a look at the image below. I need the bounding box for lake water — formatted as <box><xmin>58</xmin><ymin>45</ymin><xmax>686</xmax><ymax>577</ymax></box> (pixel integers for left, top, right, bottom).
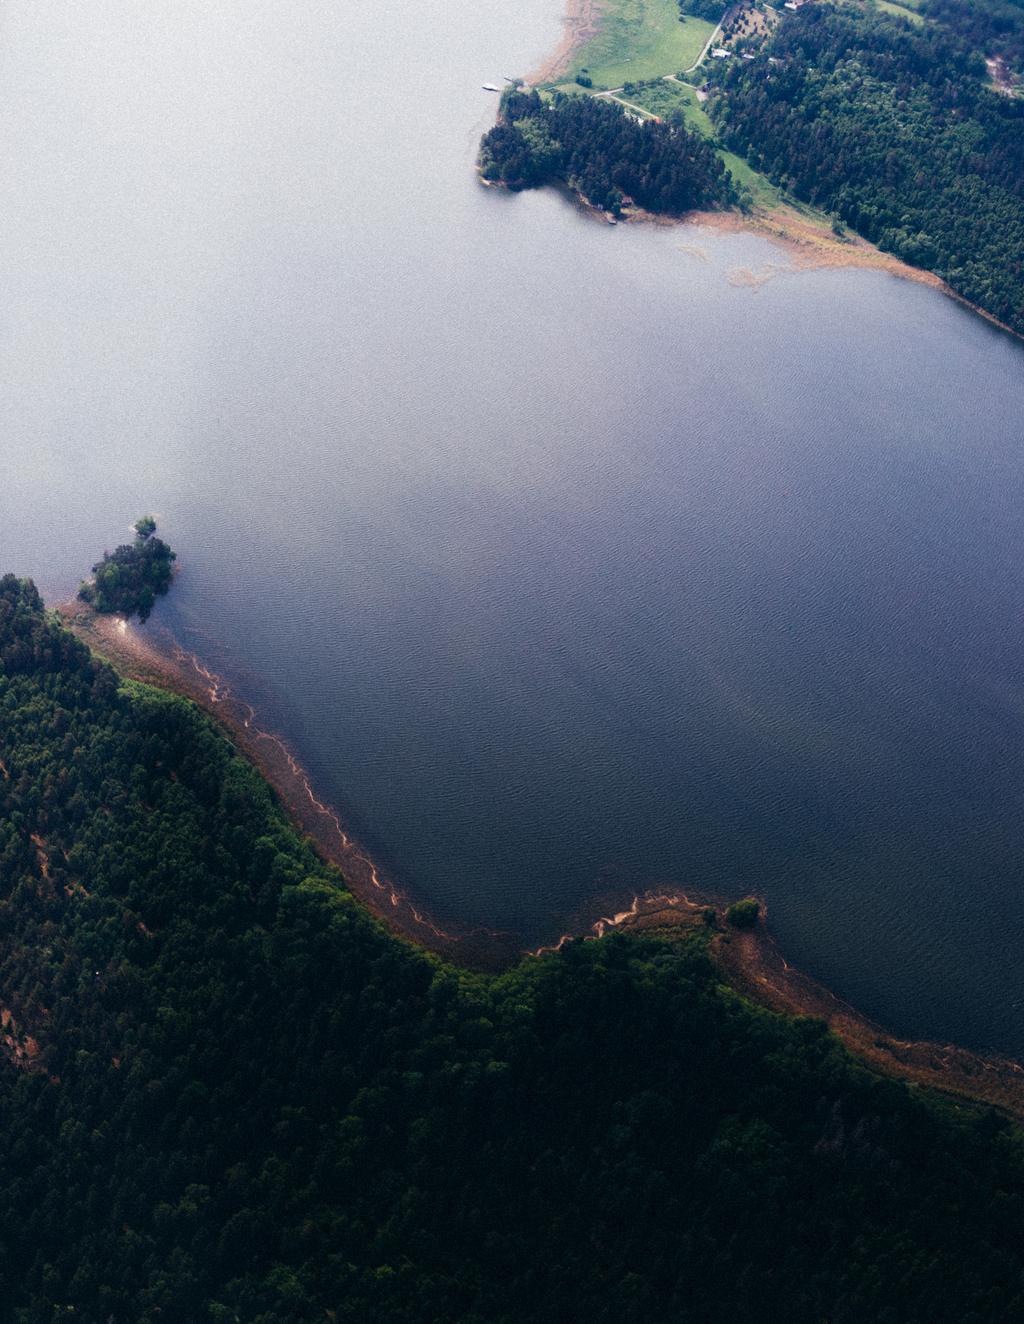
<box><xmin>2</xmin><ymin>0</ymin><xmax>1024</xmax><ymax>1055</ymax></box>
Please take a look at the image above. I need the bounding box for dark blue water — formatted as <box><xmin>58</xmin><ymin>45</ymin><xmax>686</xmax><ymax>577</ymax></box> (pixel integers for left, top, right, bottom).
<box><xmin>2</xmin><ymin>0</ymin><xmax>1024</xmax><ymax>1054</ymax></box>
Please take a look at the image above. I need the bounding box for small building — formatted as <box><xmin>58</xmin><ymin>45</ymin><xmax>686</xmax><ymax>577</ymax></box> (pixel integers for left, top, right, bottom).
<box><xmin>711</xmin><ymin>47</ymin><xmax>732</xmax><ymax>58</ymax></box>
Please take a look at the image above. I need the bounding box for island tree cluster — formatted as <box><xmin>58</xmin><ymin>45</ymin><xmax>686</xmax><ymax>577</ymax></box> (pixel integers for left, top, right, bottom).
<box><xmin>78</xmin><ymin>516</ymin><xmax>176</xmax><ymax>621</ymax></box>
<box><xmin>0</xmin><ymin>575</ymin><xmax>1023</xmax><ymax>1319</ymax></box>
<box><xmin>480</xmin><ymin>88</ymin><xmax>736</xmax><ymax>216</ymax></box>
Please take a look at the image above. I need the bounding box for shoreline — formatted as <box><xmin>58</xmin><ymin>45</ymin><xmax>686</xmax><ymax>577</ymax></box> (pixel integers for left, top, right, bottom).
<box><xmin>529</xmin><ymin>0</ymin><xmax>604</xmax><ymax>86</ymax></box>
<box><xmin>568</xmin><ymin>889</ymin><xmax>1024</xmax><ymax>1119</ymax></box>
<box><xmin>685</xmin><ymin>203</ymin><xmax>1023</xmax><ymax>338</ymax></box>
<box><xmin>61</xmin><ymin>601</ymin><xmax>1024</xmax><ymax>1118</ymax></box>
<box><xmin>58</xmin><ymin>602</ymin><xmax>520</xmax><ymax>970</ymax></box>
<box><xmin>678</xmin><ymin>203</ymin><xmax>950</xmax><ymax>290</ymax></box>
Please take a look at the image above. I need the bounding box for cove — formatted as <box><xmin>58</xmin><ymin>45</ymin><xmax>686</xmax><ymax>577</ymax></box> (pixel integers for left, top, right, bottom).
<box><xmin>2</xmin><ymin>0</ymin><xmax>1024</xmax><ymax>1057</ymax></box>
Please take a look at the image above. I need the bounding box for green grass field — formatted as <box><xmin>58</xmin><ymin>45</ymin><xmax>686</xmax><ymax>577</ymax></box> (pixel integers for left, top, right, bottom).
<box><xmin>624</xmin><ymin>78</ymin><xmax>713</xmax><ymax>127</ymax></box>
<box><xmin>874</xmin><ymin>0</ymin><xmax>926</xmax><ymax>24</ymax></box>
<box><xmin>562</xmin><ymin>0</ymin><xmax>716</xmax><ymax>89</ymax></box>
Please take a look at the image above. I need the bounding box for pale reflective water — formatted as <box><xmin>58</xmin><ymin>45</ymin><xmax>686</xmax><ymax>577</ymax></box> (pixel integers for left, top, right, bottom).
<box><xmin>3</xmin><ymin>1</ymin><xmax>1024</xmax><ymax>1054</ymax></box>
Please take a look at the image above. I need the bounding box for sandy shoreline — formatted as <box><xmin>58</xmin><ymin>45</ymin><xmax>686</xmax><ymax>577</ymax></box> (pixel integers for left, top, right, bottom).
<box><xmin>685</xmin><ymin>205</ymin><xmax>1021</xmax><ymax>336</ymax></box>
<box><xmin>529</xmin><ymin>0</ymin><xmax>603</xmax><ymax>85</ymax></box>
<box><xmin>687</xmin><ymin>205</ymin><xmax>948</xmax><ymax>288</ymax></box>
<box><xmin>616</xmin><ymin>199</ymin><xmax>1021</xmax><ymax>336</ymax></box>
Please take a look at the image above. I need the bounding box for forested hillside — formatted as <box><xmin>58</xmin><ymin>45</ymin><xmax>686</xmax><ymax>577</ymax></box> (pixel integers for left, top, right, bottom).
<box><xmin>2</xmin><ymin>575</ymin><xmax>1024</xmax><ymax>1321</ymax></box>
<box><xmin>480</xmin><ymin>88</ymin><xmax>736</xmax><ymax>215</ymax></box>
<box><xmin>712</xmin><ymin>2</ymin><xmax>1024</xmax><ymax>333</ymax></box>
<box><xmin>922</xmin><ymin>0</ymin><xmax>1024</xmax><ymax>68</ymax></box>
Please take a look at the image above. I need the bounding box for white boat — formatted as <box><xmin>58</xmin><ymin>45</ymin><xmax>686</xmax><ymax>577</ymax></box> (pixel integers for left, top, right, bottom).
<box><xmin>482</xmin><ymin>83</ymin><xmax>500</xmax><ymax>92</ymax></box>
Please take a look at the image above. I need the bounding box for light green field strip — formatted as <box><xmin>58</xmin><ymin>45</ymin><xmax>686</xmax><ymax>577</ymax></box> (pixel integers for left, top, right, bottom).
<box><xmin>563</xmin><ymin>0</ymin><xmax>716</xmax><ymax>89</ymax></box>
<box><xmin>874</xmin><ymin>0</ymin><xmax>925</xmax><ymax>25</ymax></box>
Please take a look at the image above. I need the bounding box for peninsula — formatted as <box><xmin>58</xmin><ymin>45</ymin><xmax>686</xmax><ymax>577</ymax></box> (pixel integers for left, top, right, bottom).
<box><xmin>484</xmin><ymin>0</ymin><xmax>1024</xmax><ymax>337</ymax></box>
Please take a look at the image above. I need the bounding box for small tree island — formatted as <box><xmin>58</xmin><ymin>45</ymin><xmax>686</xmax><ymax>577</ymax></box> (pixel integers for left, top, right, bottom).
<box><xmin>726</xmin><ymin>897</ymin><xmax>761</xmax><ymax>929</ymax></box>
<box><xmin>78</xmin><ymin>516</ymin><xmax>176</xmax><ymax>622</ymax></box>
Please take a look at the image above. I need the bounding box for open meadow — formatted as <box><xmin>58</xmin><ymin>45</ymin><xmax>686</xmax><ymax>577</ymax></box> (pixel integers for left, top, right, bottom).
<box><xmin>559</xmin><ymin>0</ymin><xmax>716</xmax><ymax>88</ymax></box>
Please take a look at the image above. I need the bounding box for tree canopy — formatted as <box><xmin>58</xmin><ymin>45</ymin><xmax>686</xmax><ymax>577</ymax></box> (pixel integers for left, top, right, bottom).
<box><xmin>78</xmin><ymin>516</ymin><xmax>176</xmax><ymax>621</ymax></box>
<box><xmin>0</xmin><ymin>575</ymin><xmax>1023</xmax><ymax>1320</ymax></box>
<box><xmin>480</xmin><ymin>88</ymin><xmax>736</xmax><ymax>216</ymax></box>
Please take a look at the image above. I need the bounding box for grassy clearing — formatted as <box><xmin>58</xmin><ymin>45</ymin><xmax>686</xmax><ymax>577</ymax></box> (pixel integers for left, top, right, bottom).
<box><xmin>627</xmin><ymin>78</ymin><xmax>714</xmax><ymax>128</ymax></box>
<box><xmin>719</xmin><ymin>147</ymin><xmax>788</xmax><ymax>207</ymax></box>
<box><xmin>873</xmin><ymin>0</ymin><xmax>926</xmax><ymax>24</ymax></box>
<box><xmin>563</xmin><ymin>0</ymin><xmax>716</xmax><ymax>89</ymax></box>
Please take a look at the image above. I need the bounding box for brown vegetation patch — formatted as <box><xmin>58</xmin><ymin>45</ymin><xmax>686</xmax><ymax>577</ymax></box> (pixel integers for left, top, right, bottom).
<box><xmin>727</xmin><ymin>262</ymin><xmax>786</xmax><ymax>288</ymax></box>
<box><xmin>682</xmin><ymin>203</ymin><xmax>1020</xmax><ymax>336</ymax></box>
<box><xmin>0</xmin><ymin>1007</ymin><xmax>42</xmax><ymax>1072</ymax></box>
<box><xmin>720</xmin><ymin>0</ymin><xmax>779</xmax><ymax>51</ymax></box>
<box><xmin>30</xmin><ymin>833</ymin><xmax>51</xmax><ymax>880</ymax></box>
<box><xmin>691</xmin><ymin>204</ymin><xmax>945</xmax><ymax>286</ymax></box>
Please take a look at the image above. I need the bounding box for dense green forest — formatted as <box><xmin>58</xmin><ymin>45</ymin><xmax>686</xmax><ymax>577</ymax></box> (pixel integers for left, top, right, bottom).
<box><xmin>480</xmin><ymin>88</ymin><xmax>736</xmax><ymax>215</ymax></box>
<box><xmin>922</xmin><ymin>0</ymin><xmax>1024</xmax><ymax>68</ymax></box>
<box><xmin>78</xmin><ymin>517</ymin><xmax>176</xmax><ymax>621</ymax></box>
<box><xmin>2</xmin><ymin>574</ymin><xmax>1024</xmax><ymax>1320</ymax></box>
<box><xmin>710</xmin><ymin>2</ymin><xmax>1024</xmax><ymax>333</ymax></box>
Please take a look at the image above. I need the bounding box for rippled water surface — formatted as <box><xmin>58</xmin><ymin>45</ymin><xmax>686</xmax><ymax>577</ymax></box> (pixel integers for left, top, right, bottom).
<box><xmin>3</xmin><ymin>0</ymin><xmax>1024</xmax><ymax>1053</ymax></box>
